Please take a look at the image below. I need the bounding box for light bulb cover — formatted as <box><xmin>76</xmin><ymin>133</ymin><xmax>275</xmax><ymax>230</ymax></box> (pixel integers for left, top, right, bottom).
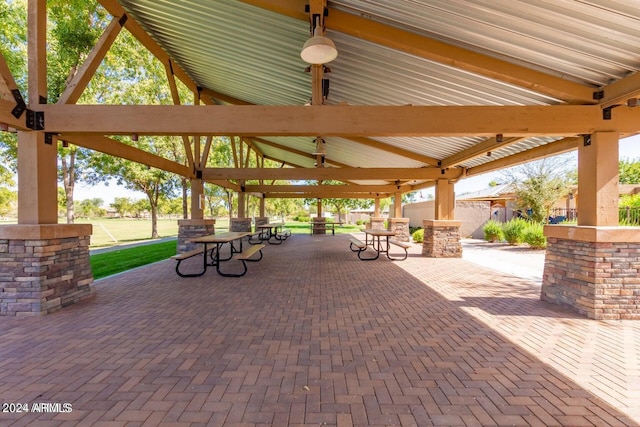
<box><xmin>301</xmin><ymin>35</ymin><xmax>338</xmax><ymax>64</ymax></box>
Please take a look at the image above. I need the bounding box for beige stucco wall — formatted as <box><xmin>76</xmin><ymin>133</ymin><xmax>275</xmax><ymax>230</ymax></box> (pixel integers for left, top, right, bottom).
<box><xmin>403</xmin><ymin>200</ymin><xmax>491</xmax><ymax>239</ymax></box>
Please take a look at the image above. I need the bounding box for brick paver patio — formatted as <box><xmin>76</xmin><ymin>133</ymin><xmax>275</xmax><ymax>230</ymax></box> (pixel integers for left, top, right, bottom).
<box><xmin>1</xmin><ymin>233</ymin><xmax>639</xmax><ymax>426</ymax></box>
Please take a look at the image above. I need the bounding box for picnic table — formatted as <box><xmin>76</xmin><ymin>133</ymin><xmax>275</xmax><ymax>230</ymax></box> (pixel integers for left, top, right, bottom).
<box><xmin>349</xmin><ymin>229</ymin><xmax>410</xmax><ymax>261</ymax></box>
<box><xmin>254</xmin><ymin>222</ymin><xmax>290</xmax><ymax>244</ymax></box>
<box><xmin>172</xmin><ymin>231</ymin><xmax>264</xmax><ymax>277</ymax></box>
<box><xmin>309</xmin><ymin>220</ymin><xmax>342</xmax><ymax>235</ymax></box>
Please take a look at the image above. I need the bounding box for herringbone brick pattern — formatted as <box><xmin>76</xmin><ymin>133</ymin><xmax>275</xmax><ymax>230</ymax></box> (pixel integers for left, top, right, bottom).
<box><xmin>1</xmin><ymin>233</ymin><xmax>639</xmax><ymax>426</ymax></box>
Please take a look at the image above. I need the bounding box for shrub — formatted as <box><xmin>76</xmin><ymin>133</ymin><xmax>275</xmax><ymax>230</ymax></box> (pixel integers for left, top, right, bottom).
<box><xmin>502</xmin><ymin>218</ymin><xmax>528</xmax><ymax>245</ymax></box>
<box><xmin>483</xmin><ymin>220</ymin><xmax>504</xmax><ymax>242</ymax></box>
<box><xmin>412</xmin><ymin>228</ymin><xmax>424</xmax><ymax>243</ymax></box>
<box><xmin>523</xmin><ymin>222</ymin><xmax>547</xmax><ymax>249</ymax></box>
<box><xmin>296</xmin><ymin>216</ymin><xmax>310</xmax><ymax>222</ymax></box>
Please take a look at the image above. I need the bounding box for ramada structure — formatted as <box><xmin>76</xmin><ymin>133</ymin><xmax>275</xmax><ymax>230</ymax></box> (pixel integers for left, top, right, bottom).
<box><xmin>1</xmin><ymin>0</ymin><xmax>640</xmax><ymax>319</ymax></box>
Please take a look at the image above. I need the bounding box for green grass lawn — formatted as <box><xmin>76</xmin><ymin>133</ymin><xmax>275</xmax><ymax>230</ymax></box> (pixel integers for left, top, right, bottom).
<box><xmin>87</xmin><ymin>219</ymin><xmax>363</xmax><ymax>279</ymax></box>
<box><xmin>90</xmin><ymin>240</ymin><xmax>177</xmax><ymax>279</ymax></box>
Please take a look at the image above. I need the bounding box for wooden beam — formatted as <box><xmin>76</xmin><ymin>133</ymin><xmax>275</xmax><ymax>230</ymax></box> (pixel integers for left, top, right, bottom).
<box><xmin>97</xmin><ymin>0</ymin><xmax>199</xmax><ymax>94</ymax></box>
<box><xmin>348</xmin><ymin>136</ymin><xmax>440</xmax><ymax>167</ymax></box>
<box><xmin>200</xmin><ymin>87</ymin><xmax>253</xmax><ymax>106</ymax></box>
<box><xmin>202</xmin><ymin>167</ymin><xmax>464</xmax><ymax>181</ymax></box>
<box><xmin>265</xmin><ymin>191</ymin><xmax>391</xmax><ymax>199</ymax></box>
<box><xmin>238</xmin><ymin>0</ymin><xmax>595</xmax><ymax>104</ymax></box>
<box><xmin>58</xmin><ymin>15</ymin><xmax>125</xmax><ymax>105</ymax></box>
<box><xmin>599</xmin><ymin>71</ymin><xmax>640</xmax><ymax>108</ymax></box>
<box><xmin>245</xmin><ymin>184</ymin><xmax>402</xmax><ymax>193</ymax></box>
<box><xmin>58</xmin><ymin>133</ymin><xmax>192</xmax><ymax>177</ymax></box>
<box><xmin>441</xmin><ymin>136</ymin><xmax>525</xmax><ymax>168</ymax></box>
<box><xmin>28</xmin><ymin>0</ymin><xmax>47</xmax><ymax>105</ymax></box>
<box><xmin>466</xmin><ymin>136</ymin><xmax>580</xmax><ymax>177</ymax></box>
<box><xmin>39</xmin><ymin>104</ymin><xmax>640</xmax><ymax>136</ymax></box>
<box><xmin>164</xmin><ymin>59</ymin><xmax>195</xmax><ymax>169</ymax></box>
<box><xmin>0</xmin><ymin>50</ymin><xmax>20</xmax><ymax>103</ymax></box>
<box><xmin>0</xmin><ymin>99</ymin><xmax>27</xmax><ymax>130</ymax></box>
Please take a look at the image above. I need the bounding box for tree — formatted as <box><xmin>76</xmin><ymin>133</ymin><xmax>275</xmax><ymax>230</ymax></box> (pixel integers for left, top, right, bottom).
<box><xmin>111</xmin><ymin>197</ymin><xmax>134</xmax><ymax>218</ymax></box>
<box><xmin>619</xmin><ymin>158</ymin><xmax>640</xmax><ymax>184</ymax></box>
<box><xmin>502</xmin><ymin>156</ymin><xmax>573</xmax><ymax>223</ymax></box>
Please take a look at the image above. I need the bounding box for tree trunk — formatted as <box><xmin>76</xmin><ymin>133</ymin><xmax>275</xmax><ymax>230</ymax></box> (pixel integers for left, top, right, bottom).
<box><xmin>181</xmin><ymin>177</ymin><xmax>188</xmax><ymax>219</ymax></box>
<box><xmin>61</xmin><ymin>152</ymin><xmax>76</xmax><ymax>224</ymax></box>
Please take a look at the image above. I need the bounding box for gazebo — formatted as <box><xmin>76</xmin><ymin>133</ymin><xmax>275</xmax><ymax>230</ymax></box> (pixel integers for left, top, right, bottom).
<box><xmin>2</xmin><ymin>0</ymin><xmax>640</xmax><ymax>319</ymax></box>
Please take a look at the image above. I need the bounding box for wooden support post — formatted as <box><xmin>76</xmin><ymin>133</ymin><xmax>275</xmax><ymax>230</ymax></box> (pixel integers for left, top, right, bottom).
<box><xmin>577</xmin><ymin>131</ymin><xmax>619</xmax><ymax>226</ymax></box>
<box><xmin>435</xmin><ymin>179</ymin><xmax>455</xmax><ymax>220</ymax></box>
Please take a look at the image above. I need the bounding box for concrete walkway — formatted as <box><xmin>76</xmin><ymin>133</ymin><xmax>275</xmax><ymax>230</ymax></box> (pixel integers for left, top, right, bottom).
<box><xmin>1</xmin><ymin>233</ymin><xmax>639</xmax><ymax>426</ymax></box>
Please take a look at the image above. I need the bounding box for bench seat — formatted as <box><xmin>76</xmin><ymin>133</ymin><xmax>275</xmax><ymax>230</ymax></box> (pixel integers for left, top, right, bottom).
<box><xmin>172</xmin><ymin>247</ymin><xmax>207</xmax><ymax>277</ymax></box>
<box><xmin>389</xmin><ymin>239</ymin><xmax>411</xmax><ymax>261</ymax></box>
<box><xmin>235</xmin><ymin>243</ymin><xmax>265</xmax><ymax>261</ymax></box>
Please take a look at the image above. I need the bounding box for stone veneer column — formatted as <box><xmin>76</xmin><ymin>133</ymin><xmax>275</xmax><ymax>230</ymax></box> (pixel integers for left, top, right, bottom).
<box><xmin>388</xmin><ymin>218</ymin><xmax>410</xmax><ymax>242</ymax></box>
<box><xmin>0</xmin><ymin>224</ymin><xmax>94</xmax><ymax>316</ymax></box>
<box><xmin>254</xmin><ymin>217</ymin><xmax>269</xmax><ymax>230</ymax></box>
<box><xmin>369</xmin><ymin>217</ymin><xmax>386</xmax><ymax>230</ymax></box>
<box><xmin>422</xmin><ymin>219</ymin><xmax>462</xmax><ymax>258</ymax></box>
<box><xmin>542</xmin><ymin>225</ymin><xmax>640</xmax><ymax>320</ymax></box>
<box><xmin>177</xmin><ymin>219</ymin><xmax>216</xmax><ymax>253</ymax></box>
<box><xmin>312</xmin><ymin>217</ymin><xmax>326</xmax><ymax>235</ymax></box>
<box><xmin>230</xmin><ymin>218</ymin><xmax>252</xmax><ymax>232</ymax></box>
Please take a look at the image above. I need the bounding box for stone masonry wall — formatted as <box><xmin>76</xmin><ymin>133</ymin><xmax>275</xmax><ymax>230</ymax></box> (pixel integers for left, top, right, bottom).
<box><xmin>0</xmin><ymin>235</ymin><xmax>94</xmax><ymax>316</ymax></box>
<box><xmin>177</xmin><ymin>220</ymin><xmax>216</xmax><ymax>253</ymax></box>
<box><xmin>422</xmin><ymin>220</ymin><xmax>462</xmax><ymax>258</ymax></box>
<box><xmin>542</xmin><ymin>237</ymin><xmax>640</xmax><ymax>320</ymax></box>
<box><xmin>388</xmin><ymin>218</ymin><xmax>410</xmax><ymax>242</ymax></box>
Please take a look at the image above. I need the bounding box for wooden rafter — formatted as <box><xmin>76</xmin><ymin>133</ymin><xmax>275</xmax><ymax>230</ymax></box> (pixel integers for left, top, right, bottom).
<box><xmin>97</xmin><ymin>0</ymin><xmax>199</xmax><ymax>94</ymax></box>
<box><xmin>441</xmin><ymin>136</ymin><xmax>526</xmax><ymax>168</ymax></box>
<box><xmin>57</xmin><ymin>15</ymin><xmax>125</xmax><ymax>105</ymax></box>
<box><xmin>598</xmin><ymin>71</ymin><xmax>640</xmax><ymax>109</ymax></box>
<box><xmin>466</xmin><ymin>136</ymin><xmax>580</xmax><ymax>177</ymax></box>
<box><xmin>164</xmin><ymin>59</ymin><xmax>195</xmax><ymax>170</ymax></box>
<box><xmin>59</xmin><ymin>133</ymin><xmax>192</xmax><ymax>177</ymax></box>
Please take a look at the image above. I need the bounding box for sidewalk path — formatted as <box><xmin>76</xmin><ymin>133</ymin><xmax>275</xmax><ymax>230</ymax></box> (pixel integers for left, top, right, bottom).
<box><xmin>462</xmin><ymin>238</ymin><xmax>545</xmax><ymax>284</ymax></box>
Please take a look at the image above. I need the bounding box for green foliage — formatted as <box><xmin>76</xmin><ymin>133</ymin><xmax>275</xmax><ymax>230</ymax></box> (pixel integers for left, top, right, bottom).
<box><xmin>522</xmin><ymin>222</ymin><xmax>547</xmax><ymax>249</ymax></box>
<box><xmin>619</xmin><ymin>158</ymin><xmax>640</xmax><ymax>184</ymax></box>
<box><xmin>411</xmin><ymin>228</ymin><xmax>424</xmax><ymax>243</ymax></box>
<box><xmin>482</xmin><ymin>220</ymin><xmax>504</xmax><ymax>242</ymax></box>
<box><xmin>502</xmin><ymin>218</ymin><xmax>528</xmax><ymax>245</ymax></box>
<box><xmin>504</xmin><ymin>157</ymin><xmax>572</xmax><ymax>223</ymax></box>
<box><xmin>0</xmin><ymin>187</ymin><xmax>16</xmax><ymax>217</ymax></box>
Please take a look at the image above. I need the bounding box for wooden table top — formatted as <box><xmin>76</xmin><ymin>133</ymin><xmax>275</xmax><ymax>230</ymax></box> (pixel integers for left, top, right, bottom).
<box><xmin>363</xmin><ymin>229</ymin><xmax>396</xmax><ymax>237</ymax></box>
<box><xmin>191</xmin><ymin>231</ymin><xmax>251</xmax><ymax>243</ymax></box>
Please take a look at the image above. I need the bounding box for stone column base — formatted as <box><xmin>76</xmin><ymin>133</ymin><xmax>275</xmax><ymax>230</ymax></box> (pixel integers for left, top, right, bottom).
<box><xmin>230</xmin><ymin>218</ymin><xmax>252</xmax><ymax>232</ymax></box>
<box><xmin>254</xmin><ymin>217</ymin><xmax>269</xmax><ymax>230</ymax></box>
<box><xmin>0</xmin><ymin>225</ymin><xmax>94</xmax><ymax>316</ymax></box>
<box><xmin>177</xmin><ymin>219</ymin><xmax>216</xmax><ymax>253</ymax></box>
<box><xmin>312</xmin><ymin>217</ymin><xmax>326</xmax><ymax>235</ymax></box>
<box><xmin>422</xmin><ymin>219</ymin><xmax>462</xmax><ymax>258</ymax></box>
<box><xmin>542</xmin><ymin>225</ymin><xmax>640</xmax><ymax>320</ymax></box>
<box><xmin>370</xmin><ymin>217</ymin><xmax>386</xmax><ymax>230</ymax></box>
<box><xmin>388</xmin><ymin>218</ymin><xmax>410</xmax><ymax>242</ymax></box>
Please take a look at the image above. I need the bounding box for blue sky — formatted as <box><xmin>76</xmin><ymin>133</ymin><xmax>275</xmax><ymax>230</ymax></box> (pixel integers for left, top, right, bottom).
<box><xmin>75</xmin><ymin>134</ymin><xmax>640</xmax><ymax>205</ymax></box>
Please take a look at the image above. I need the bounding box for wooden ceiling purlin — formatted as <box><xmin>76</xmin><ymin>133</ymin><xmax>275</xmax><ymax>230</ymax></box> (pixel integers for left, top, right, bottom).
<box><xmin>466</xmin><ymin>136</ymin><xmax>581</xmax><ymax>177</ymax></box>
<box><xmin>237</xmin><ymin>0</ymin><xmax>595</xmax><ymax>104</ymax></box>
<box><xmin>201</xmin><ymin>167</ymin><xmax>463</xmax><ymax>181</ymax></box>
<box><xmin>441</xmin><ymin>136</ymin><xmax>526</xmax><ymax>168</ymax></box>
<box><xmin>39</xmin><ymin>104</ymin><xmax>640</xmax><ymax>136</ymax></box>
<box><xmin>58</xmin><ymin>133</ymin><xmax>191</xmax><ymax>178</ymax></box>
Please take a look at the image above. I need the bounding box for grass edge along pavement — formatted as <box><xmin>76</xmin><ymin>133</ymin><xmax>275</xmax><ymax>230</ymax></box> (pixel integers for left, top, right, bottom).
<box><xmin>90</xmin><ymin>240</ymin><xmax>178</xmax><ymax>279</ymax></box>
<box><xmin>89</xmin><ymin>222</ymin><xmax>363</xmax><ymax>279</ymax></box>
